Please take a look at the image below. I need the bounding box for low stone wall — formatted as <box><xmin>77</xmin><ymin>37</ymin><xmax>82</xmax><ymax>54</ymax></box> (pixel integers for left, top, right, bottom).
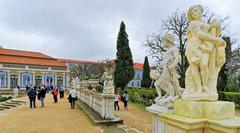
<box><xmin>78</xmin><ymin>89</ymin><xmax>116</xmax><ymax>120</ymax></box>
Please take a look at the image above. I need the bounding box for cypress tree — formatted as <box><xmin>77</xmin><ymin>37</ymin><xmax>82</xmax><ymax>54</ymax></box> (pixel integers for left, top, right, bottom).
<box><xmin>141</xmin><ymin>56</ymin><xmax>152</xmax><ymax>88</ymax></box>
<box><xmin>217</xmin><ymin>36</ymin><xmax>232</xmax><ymax>91</ymax></box>
<box><xmin>114</xmin><ymin>21</ymin><xmax>135</xmax><ymax>91</ymax></box>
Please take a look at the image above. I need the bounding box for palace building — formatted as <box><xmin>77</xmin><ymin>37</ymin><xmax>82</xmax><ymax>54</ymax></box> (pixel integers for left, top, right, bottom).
<box><xmin>0</xmin><ymin>47</ymin><xmax>69</xmax><ymax>90</ymax></box>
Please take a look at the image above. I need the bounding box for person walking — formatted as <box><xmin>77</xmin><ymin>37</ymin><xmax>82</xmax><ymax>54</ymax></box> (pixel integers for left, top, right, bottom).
<box><xmin>123</xmin><ymin>91</ymin><xmax>129</xmax><ymax>109</ymax></box>
<box><xmin>59</xmin><ymin>85</ymin><xmax>65</xmax><ymax>98</ymax></box>
<box><xmin>38</xmin><ymin>86</ymin><xmax>46</xmax><ymax>107</ymax></box>
<box><xmin>25</xmin><ymin>85</ymin><xmax>29</xmax><ymax>94</ymax></box>
<box><xmin>52</xmin><ymin>86</ymin><xmax>58</xmax><ymax>103</ymax></box>
<box><xmin>68</xmin><ymin>87</ymin><xmax>77</xmax><ymax>109</ymax></box>
<box><xmin>27</xmin><ymin>86</ymin><xmax>37</xmax><ymax>108</ymax></box>
<box><xmin>114</xmin><ymin>93</ymin><xmax>120</xmax><ymax>111</ymax></box>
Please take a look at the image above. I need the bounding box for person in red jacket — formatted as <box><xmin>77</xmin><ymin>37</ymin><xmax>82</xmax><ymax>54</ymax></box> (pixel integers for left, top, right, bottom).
<box><xmin>52</xmin><ymin>87</ymin><xmax>58</xmax><ymax>103</ymax></box>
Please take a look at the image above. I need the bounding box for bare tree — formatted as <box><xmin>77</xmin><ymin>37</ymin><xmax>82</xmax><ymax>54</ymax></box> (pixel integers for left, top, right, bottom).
<box><xmin>69</xmin><ymin>60</ymin><xmax>108</xmax><ymax>81</ymax></box>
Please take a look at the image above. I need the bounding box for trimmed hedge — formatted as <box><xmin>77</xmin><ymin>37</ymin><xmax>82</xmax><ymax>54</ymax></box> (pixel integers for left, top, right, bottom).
<box><xmin>218</xmin><ymin>91</ymin><xmax>240</xmax><ymax>105</ymax></box>
<box><xmin>126</xmin><ymin>88</ymin><xmax>158</xmax><ymax>106</ymax></box>
<box><xmin>224</xmin><ymin>86</ymin><xmax>240</xmax><ymax>92</ymax></box>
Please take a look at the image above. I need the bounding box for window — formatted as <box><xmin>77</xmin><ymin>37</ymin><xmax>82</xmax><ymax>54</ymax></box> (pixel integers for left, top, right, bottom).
<box><xmin>10</xmin><ymin>75</ymin><xmax>18</xmax><ymax>89</ymax></box>
<box><xmin>29</xmin><ymin>65</ymin><xmax>48</xmax><ymax>70</ymax></box>
<box><xmin>137</xmin><ymin>82</ymin><xmax>140</xmax><ymax>87</ymax></box>
<box><xmin>135</xmin><ymin>72</ymin><xmax>141</xmax><ymax>80</ymax></box>
<box><xmin>3</xmin><ymin>64</ymin><xmax>25</xmax><ymax>68</ymax></box>
<box><xmin>131</xmin><ymin>82</ymin><xmax>134</xmax><ymax>87</ymax></box>
<box><xmin>52</xmin><ymin>67</ymin><xmax>66</xmax><ymax>70</ymax></box>
<box><xmin>35</xmin><ymin>76</ymin><xmax>42</xmax><ymax>87</ymax></box>
<box><xmin>57</xmin><ymin>76</ymin><xmax>63</xmax><ymax>87</ymax></box>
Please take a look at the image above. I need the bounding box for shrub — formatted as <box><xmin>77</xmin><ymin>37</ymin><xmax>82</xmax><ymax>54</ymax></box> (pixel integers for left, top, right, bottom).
<box><xmin>125</xmin><ymin>88</ymin><xmax>157</xmax><ymax>106</ymax></box>
<box><xmin>95</xmin><ymin>85</ymin><xmax>103</xmax><ymax>93</ymax></box>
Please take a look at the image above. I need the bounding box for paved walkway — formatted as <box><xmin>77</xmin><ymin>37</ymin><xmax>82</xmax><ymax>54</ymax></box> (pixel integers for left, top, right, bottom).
<box><xmin>0</xmin><ymin>94</ymin><xmax>102</xmax><ymax>133</ymax></box>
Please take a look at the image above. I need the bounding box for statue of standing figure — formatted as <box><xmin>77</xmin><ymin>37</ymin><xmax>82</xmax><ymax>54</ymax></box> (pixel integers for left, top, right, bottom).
<box><xmin>183</xmin><ymin>5</ymin><xmax>226</xmax><ymax>100</ymax></box>
<box><xmin>150</xmin><ymin>34</ymin><xmax>183</xmax><ymax>108</ymax></box>
<box><xmin>101</xmin><ymin>67</ymin><xmax>114</xmax><ymax>94</ymax></box>
<box><xmin>71</xmin><ymin>77</ymin><xmax>80</xmax><ymax>89</ymax></box>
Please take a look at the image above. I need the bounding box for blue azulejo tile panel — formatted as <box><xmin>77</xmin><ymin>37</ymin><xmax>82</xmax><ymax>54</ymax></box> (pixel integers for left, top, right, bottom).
<box><xmin>21</xmin><ymin>72</ymin><xmax>33</xmax><ymax>87</ymax></box>
<box><xmin>0</xmin><ymin>71</ymin><xmax>8</xmax><ymax>88</ymax></box>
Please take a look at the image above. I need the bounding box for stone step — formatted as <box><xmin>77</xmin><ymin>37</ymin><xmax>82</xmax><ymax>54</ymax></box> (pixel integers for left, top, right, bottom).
<box><xmin>1</xmin><ymin>103</ymin><xmax>17</xmax><ymax>107</ymax></box>
<box><xmin>5</xmin><ymin>101</ymin><xmax>22</xmax><ymax>105</ymax></box>
<box><xmin>10</xmin><ymin>100</ymin><xmax>26</xmax><ymax>103</ymax></box>
<box><xmin>0</xmin><ymin>106</ymin><xmax>10</xmax><ymax>109</ymax></box>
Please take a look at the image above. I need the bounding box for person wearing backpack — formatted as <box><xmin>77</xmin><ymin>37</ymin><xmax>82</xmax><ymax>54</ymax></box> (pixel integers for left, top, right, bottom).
<box><xmin>27</xmin><ymin>86</ymin><xmax>37</xmax><ymax>108</ymax></box>
<box><xmin>52</xmin><ymin>86</ymin><xmax>58</xmax><ymax>103</ymax></box>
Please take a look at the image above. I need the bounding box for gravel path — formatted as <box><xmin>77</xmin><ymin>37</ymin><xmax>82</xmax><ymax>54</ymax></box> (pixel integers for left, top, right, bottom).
<box><xmin>0</xmin><ymin>94</ymin><xmax>102</xmax><ymax>133</ymax></box>
<box><xmin>0</xmin><ymin>94</ymin><xmax>154</xmax><ymax>133</ymax></box>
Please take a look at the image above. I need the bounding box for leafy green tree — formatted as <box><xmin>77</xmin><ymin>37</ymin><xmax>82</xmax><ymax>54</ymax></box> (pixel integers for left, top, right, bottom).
<box><xmin>141</xmin><ymin>56</ymin><xmax>152</xmax><ymax>88</ymax></box>
<box><xmin>114</xmin><ymin>21</ymin><xmax>135</xmax><ymax>91</ymax></box>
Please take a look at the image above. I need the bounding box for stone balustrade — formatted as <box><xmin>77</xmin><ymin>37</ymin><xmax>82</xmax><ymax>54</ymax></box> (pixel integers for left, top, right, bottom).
<box><xmin>78</xmin><ymin>89</ymin><xmax>116</xmax><ymax>120</ymax></box>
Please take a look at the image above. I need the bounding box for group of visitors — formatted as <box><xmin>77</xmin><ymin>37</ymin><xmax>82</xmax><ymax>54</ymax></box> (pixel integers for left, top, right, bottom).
<box><xmin>114</xmin><ymin>91</ymin><xmax>129</xmax><ymax>111</ymax></box>
<box><xmin>26</xmin><ymin>85</ymin><xmax>65</xmax><ymax>108</ymax></box>
<box><xmin>27</xmin><ymin>84</ymin><xmax>127</xmax><ymax>110</ymax></box>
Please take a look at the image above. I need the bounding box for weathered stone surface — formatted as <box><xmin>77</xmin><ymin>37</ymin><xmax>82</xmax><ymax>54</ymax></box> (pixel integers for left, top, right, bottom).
<box><xmin>173</xmin><ymin>100</ymin><xmax>235</xmax><ymax>120</ymax></box>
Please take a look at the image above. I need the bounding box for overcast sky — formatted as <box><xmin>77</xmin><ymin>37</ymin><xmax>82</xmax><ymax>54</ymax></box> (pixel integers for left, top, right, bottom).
<box><xmin>0</xmin><ymin>0</ymin><xmax>239</xmax><ymax>65</ymax></box>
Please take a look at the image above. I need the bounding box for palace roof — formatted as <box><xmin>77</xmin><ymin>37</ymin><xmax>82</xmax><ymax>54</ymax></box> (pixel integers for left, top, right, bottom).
<box><xmin>59</xmin><ymin>58</ymin><xmax>145</xmax><ymax>70</ymax></box>
<box><xmin>0</xmin><ymin>48</ymin><xmax>65</xmax><ymax>67</ymax></box>
<box><xmin>58</xmin><ymin>58</ymin><xmax>98</xmax><ymax>64</ymax></box>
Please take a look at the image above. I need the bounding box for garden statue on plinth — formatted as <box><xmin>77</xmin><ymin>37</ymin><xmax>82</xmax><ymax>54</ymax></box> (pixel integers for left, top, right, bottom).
<box><xmin>101</xmin><ymin>67</ymin><xmax>114</xmax><ymax>94</ymax></box>
<box><xmin>71</xmin><ymin>77</ymin><xmax>80</xmax><ymax>89</ymax></box>
<box><xmin>148</xmin><ymin>34</ymin><xmax>182</xmax><ymax>111</ymax></box>
<box><xmin>182</xmin><ymin>5</ymin><xmax>226</xmax><ymax>100</ymax></box>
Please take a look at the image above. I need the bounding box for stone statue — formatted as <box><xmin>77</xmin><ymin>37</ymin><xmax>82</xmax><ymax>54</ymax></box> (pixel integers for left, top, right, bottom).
<box><xmin>150</xmin><ymin>34</ymin><xmax>182</xmax><ymax>108</ymax></box>
<box><xmin>183</xmin><ymin>5</ymin><xmax>226</xmax><ymax>100</ymax></box>
<box><xmin>71</xmin><ymin>77</ymin><xmax>80</xmax><ymax>89</ymax></box>
<box><xmin>101</xmin><ymin>67</ymin><xmax>114</xmax><ymax>94</ymax></box>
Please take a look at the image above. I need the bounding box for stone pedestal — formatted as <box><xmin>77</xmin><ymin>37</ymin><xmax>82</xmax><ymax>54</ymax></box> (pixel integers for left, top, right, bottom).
<box><xmin>147</xmin><ymin>100</ymin><xmax>240</xmax><ymax>133</ymax></box>
<box><xmin>173</xmin><ymin>100</ymin><xmax>235</xmax><ymax>120</ymax></box>
<box><xmin>146</xmin><ymin>104</ymin><xmax>172</xmax><ymax>133</ymax></box>
<box><xmin>78</xmin><ymin>89</ymin><xmax>118</xmax><ymax>120</ymax></box>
